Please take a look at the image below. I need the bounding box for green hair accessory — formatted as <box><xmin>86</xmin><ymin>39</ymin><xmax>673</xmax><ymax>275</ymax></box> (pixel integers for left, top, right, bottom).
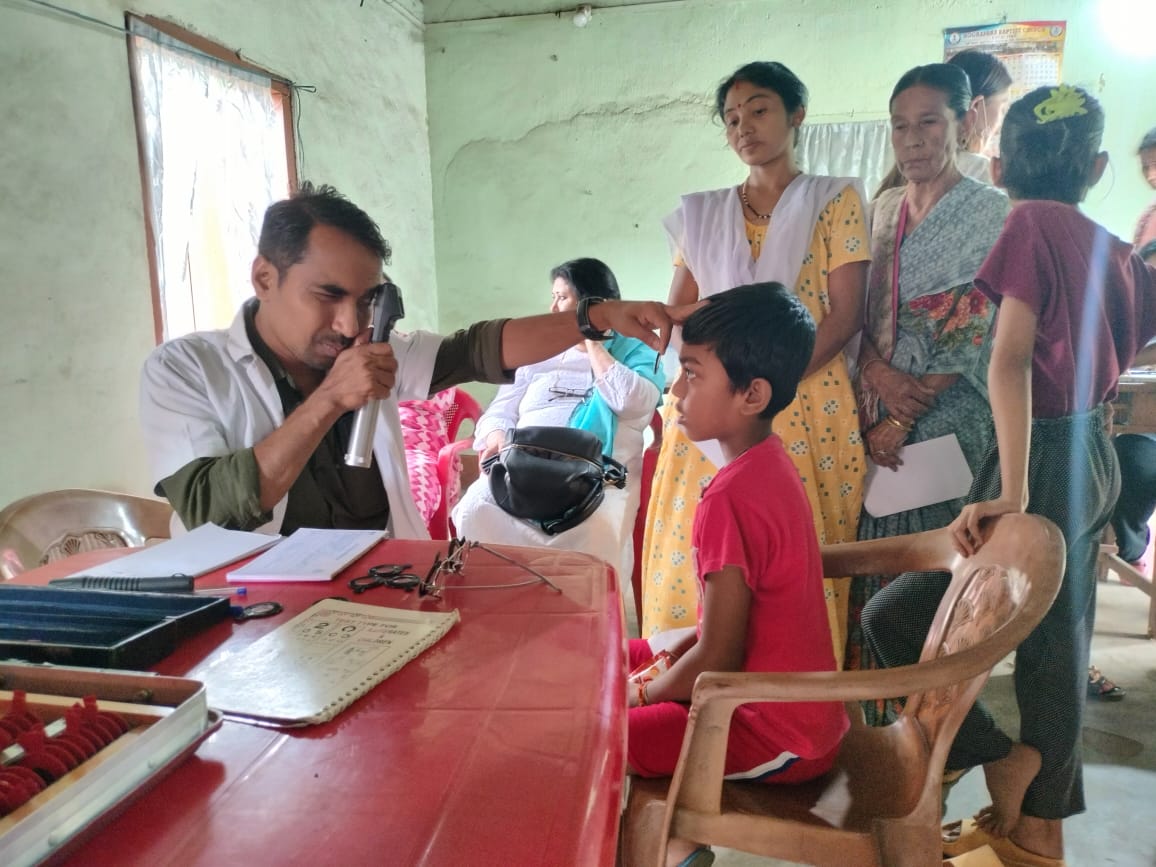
<box><xmin>1033</xmin><ymin>85</ymin><xmax>1087</xmax><ymax>125</ymax></box>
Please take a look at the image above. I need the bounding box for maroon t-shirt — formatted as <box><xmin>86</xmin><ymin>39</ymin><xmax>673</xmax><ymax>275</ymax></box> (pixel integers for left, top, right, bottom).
<box><xmin>975</xmin><ymin>200</ymin><xmax>1156</xmax><ymax>417</ymax></box>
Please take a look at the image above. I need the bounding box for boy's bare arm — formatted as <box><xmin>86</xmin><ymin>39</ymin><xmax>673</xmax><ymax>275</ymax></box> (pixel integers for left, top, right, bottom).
<box><xmin>641</xmin><ymin>566</ymin><xmax>751</xmax><ymax>705</ymax></box>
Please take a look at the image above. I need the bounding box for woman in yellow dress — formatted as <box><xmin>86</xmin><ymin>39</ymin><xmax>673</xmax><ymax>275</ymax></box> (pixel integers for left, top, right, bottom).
<box><xmin>641</xmin><ymin>61</ymin><xmax>870</xmax><ymax>663</ymax></box>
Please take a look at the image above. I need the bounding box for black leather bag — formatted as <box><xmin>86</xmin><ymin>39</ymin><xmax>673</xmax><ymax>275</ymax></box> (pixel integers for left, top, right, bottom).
<box><xmin>483</xmin><ymin>426</ymin><xmax>627</xmax><ymax>536</ymax></box>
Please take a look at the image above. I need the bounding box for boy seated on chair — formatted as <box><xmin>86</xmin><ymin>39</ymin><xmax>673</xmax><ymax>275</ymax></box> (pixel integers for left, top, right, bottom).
<box><xmin>626</xmin><ymin>283</ymin><xmax>848</xmax><ymax>867</ymax></box>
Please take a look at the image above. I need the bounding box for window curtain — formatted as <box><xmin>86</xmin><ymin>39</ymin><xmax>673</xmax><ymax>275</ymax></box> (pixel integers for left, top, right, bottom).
<box><xmin>129</xmin><ymin>19</ymin><xmax>289</xmax><ymax>339</ymax></box>
<box><xmin>798</xmin><ymin>120</ymin><xmax>892</xmax><ymax>203</ymax></box>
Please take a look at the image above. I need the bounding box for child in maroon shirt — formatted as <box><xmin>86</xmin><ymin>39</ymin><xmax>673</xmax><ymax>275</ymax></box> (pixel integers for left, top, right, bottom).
<box><xmin>865</xmin><ymin>85</ymin><xmax>1156</xmax><ymax>866</ymax></box>
<box><xmin>626</xmin><ymin>283</ymin><xmax>847</xmax><ymax>867</ymax></box>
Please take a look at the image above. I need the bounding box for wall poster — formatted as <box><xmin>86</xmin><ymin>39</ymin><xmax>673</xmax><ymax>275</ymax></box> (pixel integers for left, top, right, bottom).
<box><xmin>944</xmin><ymin>21</ymin><xmax>1066</xmax><ymax>98</ymax></box>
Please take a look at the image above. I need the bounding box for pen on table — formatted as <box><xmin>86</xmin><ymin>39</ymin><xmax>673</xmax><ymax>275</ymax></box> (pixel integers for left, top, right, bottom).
<box><xmin>195</xmin><ymin>586</ymin><xmax>247</xmax><ymax>597</ymax></box>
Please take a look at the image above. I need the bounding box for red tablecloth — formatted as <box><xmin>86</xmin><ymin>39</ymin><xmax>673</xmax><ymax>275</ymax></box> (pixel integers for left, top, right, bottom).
<box><xmin>12</xmin><ymin>540</ymin><xmax>627</xmax><ymax>866</ymax></box>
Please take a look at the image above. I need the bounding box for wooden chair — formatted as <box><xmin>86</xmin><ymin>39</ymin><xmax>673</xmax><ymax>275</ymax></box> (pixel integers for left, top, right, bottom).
<box><xmin>621</xmin><ymin>513</ymin><xmax>1065</xmax><ymax>867</ymax></box>
<box><xmin>1100</xmin><ymin>381</ymin><xmax>1156</xmax><ymax>638</ymax></box>
<box><xmin>0</xmin><ymin>489</ymin><xmax>173</xmax><ymax>579</ymax></box>
<box><xmin>430</xmin><ymin>387</ymin><xmax>484</xmax><ymax>540</ymax></box>
<box><xmin>1096</xmin><ymin>533</ymin><xmax>1156</xmax><ymax>640</ymax></box>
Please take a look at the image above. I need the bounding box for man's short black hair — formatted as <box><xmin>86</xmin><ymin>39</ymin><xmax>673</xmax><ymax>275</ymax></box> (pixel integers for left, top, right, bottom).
<box><xmin>681</xmin><ymin>282</ymin><xmax>816</xmax><ymax>420</ymax></box>
<box><xmin>258</xmin><ymin>182</ymin><xmax>391</xmax><ymax>280</ymax></box>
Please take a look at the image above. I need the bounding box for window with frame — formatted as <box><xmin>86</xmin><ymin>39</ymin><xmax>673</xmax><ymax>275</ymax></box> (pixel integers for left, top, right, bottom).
<box><xmin>127</xmin><ymin>16</ymin><xmax>297</xmax><ymax>342</ymax></box>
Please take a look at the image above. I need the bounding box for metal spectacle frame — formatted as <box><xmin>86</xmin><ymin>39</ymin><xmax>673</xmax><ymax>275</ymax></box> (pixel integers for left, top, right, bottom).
<box><xmin>547</xmin><ymin>385</ymin><xmax>593</xmax><ymax>402</ymax></box>
<box><xmin>348</xmin><ymin>563</ymin><xmax>421</xmax><ymax>594</ymax></box>
<box><xmin>417</xmin><ymin>538</ymin><xmax>562</xmax><ymax>599</ymax></box>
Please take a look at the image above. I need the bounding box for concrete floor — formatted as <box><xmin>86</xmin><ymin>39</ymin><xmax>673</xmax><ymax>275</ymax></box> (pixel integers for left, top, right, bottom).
<box><xmin>706</xmin><ymin>573</ymin><xmax>1156</xmax><ymax>866</ymax></box>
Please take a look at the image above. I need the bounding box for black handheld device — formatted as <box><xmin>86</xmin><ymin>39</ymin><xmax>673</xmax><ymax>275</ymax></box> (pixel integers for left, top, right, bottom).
<box><xmin>345</xmin><ymin>282</ymin><xmax>406</xmax><ymax>468</ymax></box>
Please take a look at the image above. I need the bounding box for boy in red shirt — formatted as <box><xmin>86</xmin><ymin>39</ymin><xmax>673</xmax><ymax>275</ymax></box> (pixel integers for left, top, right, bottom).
<box><xmin>627</xmin><ymin>282</ymin><xmax>848</xmax><ymax>867</ymax></box>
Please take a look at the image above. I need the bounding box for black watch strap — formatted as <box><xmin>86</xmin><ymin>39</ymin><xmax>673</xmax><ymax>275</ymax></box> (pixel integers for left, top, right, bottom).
<box><xmin>576</xmin><ymin>296</ymin><xmax>612</xmax><ymax>341</ymax></box>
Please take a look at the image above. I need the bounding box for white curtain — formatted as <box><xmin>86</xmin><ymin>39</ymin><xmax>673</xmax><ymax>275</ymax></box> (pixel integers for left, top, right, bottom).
<box><xmin>798</xmin><ymin>120</ymin><xmax>892</xmax><ymax>202</ymax></box>
<box><xmin>130</xmin><ymin>19</ymin><xmax>289</xmax><ymax>339</ymax></box>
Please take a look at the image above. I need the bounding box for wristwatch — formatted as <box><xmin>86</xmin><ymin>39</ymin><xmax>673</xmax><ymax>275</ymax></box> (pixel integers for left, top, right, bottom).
<box><xmin>576</xmin><ymin>296</ymin><xmax>612</xmax><ymax>341</ymax></box>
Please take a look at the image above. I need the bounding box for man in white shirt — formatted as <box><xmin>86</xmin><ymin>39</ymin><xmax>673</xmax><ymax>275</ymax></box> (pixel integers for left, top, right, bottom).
<box><xmin>140</xmin><ymin>183</ymin><xmax>676</xmax><ymax>537</ymax></box>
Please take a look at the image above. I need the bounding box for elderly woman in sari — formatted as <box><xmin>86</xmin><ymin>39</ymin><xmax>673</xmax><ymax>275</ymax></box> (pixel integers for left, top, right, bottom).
<box><xmin>846</xmin><ymin>64</ymin><xmax>1011</xmax><ymax>689</ymax></box>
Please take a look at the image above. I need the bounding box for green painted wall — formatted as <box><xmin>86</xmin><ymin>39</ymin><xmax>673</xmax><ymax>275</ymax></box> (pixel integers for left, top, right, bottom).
<box><xmin>426</xmin><ymin>0</ymin><xmax>1155</xmax><ymax>394</ymax></box>
<box><xmin>3</xmin><ymin>0</ymin><xmax>1152</xmax><ymax>511</ymax></box>
<box><xmin>0</xmin><ymin>0</ymin><xmax>435</xmax><ymax>508</ymax></box>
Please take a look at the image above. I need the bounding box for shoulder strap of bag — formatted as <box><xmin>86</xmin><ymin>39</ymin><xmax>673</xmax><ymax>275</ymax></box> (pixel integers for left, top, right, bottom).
<box><xmin>602</xmin><ymin>455</ymin><xmax>627</xmax><ymax>489</ymax></box>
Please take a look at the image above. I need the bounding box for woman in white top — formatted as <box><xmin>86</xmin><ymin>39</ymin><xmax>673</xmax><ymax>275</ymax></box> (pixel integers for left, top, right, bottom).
<box><xmin>641</xmin><ymin>61</ymin><xmax>870</xmax><ymax>660</ymax></box>
<box><xmin>948</xmin><ymin>49</ymin><xmax>1013</xmax><ymax>184</ymax></box>
<box><xmin>452</xmin><ymin>258</ymin><xmax>663</xmax><ymax>582</ymax></box>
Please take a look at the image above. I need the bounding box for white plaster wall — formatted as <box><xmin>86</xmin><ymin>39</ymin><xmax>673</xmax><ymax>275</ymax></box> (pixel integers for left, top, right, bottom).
<box><xmin>0</xmin><ymin>0</ymin><xmax>435</xmax><ymax>508</ymax></box>
<box><xmin>426</xmin><ymin>0</ymin><xmax>1155</xmax><ymax>365</ymax></box>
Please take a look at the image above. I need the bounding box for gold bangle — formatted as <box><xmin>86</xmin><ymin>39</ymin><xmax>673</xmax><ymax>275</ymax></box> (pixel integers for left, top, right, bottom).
<box><xmin>885</xmin><ymin>416</ymin><xmax>913</xmax><ymax>432</ymax></box>
<box><xmin>637</xmin><ymin>681</ymin><xmax>650</xmax><ymax>707</ymax></box>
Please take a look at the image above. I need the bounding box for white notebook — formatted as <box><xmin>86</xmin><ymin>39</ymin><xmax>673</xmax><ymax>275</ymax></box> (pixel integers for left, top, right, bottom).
<box><xmin>226</xmin><ymin>528</ymin><xmax>387</xmax><ymax>583</ymax></box>
<box><xmin>196</xmin><ymin>599</ymin><xmax>460</xmax><ymax>726</ymax></box>
<box><xmin>65</xmin><ymin>522</ymin><xmax>280</xmax><ymax>580</ymax></box>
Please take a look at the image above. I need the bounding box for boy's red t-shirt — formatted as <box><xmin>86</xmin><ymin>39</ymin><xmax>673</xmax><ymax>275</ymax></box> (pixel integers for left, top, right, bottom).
<box><xmin>692</xmin><ymin>433</ymin><xmax>848</xmax><ymax>768</ymax></box>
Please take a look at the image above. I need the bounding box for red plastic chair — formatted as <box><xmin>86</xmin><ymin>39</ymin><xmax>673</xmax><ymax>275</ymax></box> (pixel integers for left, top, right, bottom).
<box><xmin>631</xmin><ymin>411</ymin><xmax>664</xmax><ymax>630</ymax></box>
<box><xmin>430</xmin><ymin>388</ymin><xmax>484</xmax><ymax>540</ymax></box>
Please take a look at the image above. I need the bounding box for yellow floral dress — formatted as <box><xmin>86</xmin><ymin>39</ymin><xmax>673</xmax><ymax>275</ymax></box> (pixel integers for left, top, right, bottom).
<box><xmin>641</xmin><ymin>187</ymin><xmax>870</xmax><ymax>664</ymax></box>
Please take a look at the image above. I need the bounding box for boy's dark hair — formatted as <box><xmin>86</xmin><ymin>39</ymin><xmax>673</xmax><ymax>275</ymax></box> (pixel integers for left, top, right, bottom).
<box><xmin>1140</xmin><ymin>126</ymin><xmax>1156</xmax><ymax>153</ymax></box>
<box><xmin>890</xmin><ymin>63</ymin><xmax>972</xmax><ymax>119</ymax></box>
<box><xmin>258</xmin><ymin>181</ymin><xmax>391</xmax><ymax>280</ymax></box>
<box><xmin>998</xmin><ymin>85</ymin><xmax>1105</xmax><ymax>205</ymax></box>
<box><xmin>549</xmin><ymin>257</ymin><xmax>620</xmax><ymax>301</ymax></box>
<box><xmin>947</xmin><ymin>49</ymin><xmax>1012</xmax><ymax>101</ymax></box>
<box><xmin>715</xmin><ymin>61</ymin><xmax>808</xmax><ymax>145</ymax></box>
<box><xmin>682</xmin><ymin>282</ymin><xmax>815</xmax><ymax>420</ymax></box>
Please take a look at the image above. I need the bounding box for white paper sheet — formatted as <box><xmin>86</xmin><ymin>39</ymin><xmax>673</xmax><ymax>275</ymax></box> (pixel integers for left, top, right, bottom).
<box><xmin>863</xmin><ymin>434</ymin><xmax>974</xmax><ymax>518</ymax></box>
<box><xmin>66</xmin><ymin>523</ymin><xmax>280</xmax><ymax>579</ymax></box>
<box><xmin>226</xmin><ymin>528</ymin><xmax>387</xmax><ymax>583</ymax></box>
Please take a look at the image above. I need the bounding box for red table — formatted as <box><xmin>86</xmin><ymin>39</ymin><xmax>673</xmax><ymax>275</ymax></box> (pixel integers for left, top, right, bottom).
<box><xmin>12</xmin><ymin>540</ymin><xmax>627</xmax><ymax>866</ymax></box>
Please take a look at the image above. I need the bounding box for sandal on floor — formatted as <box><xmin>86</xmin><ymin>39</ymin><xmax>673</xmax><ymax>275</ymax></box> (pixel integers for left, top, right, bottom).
<box><xmin>1087</xmin><ymin>665</ymin><xmax>1126</xmax><ymax>701</ymax></box>
<box><xmin>943</xmin><ymin>819</ymin><xmax>1066</xmax><ymax>866</ymax></box>
<box><xmin>672</xmin><ymin>847</ymin><xmax>715</xmax><ymax>867</ymax></box>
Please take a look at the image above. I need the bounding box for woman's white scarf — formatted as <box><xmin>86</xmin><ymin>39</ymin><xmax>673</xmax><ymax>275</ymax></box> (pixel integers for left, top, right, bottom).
<box><xmin>662</xmin><ymin>174</ymin><xmax>863</xmax><ymax>467</ymax></box>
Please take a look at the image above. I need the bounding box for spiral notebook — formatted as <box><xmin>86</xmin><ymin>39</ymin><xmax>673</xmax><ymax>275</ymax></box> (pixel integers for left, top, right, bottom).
<box><xmin>196</xmin><ymin>599</ymin><xmax>459</xmax><ymax>726</ymax></box>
